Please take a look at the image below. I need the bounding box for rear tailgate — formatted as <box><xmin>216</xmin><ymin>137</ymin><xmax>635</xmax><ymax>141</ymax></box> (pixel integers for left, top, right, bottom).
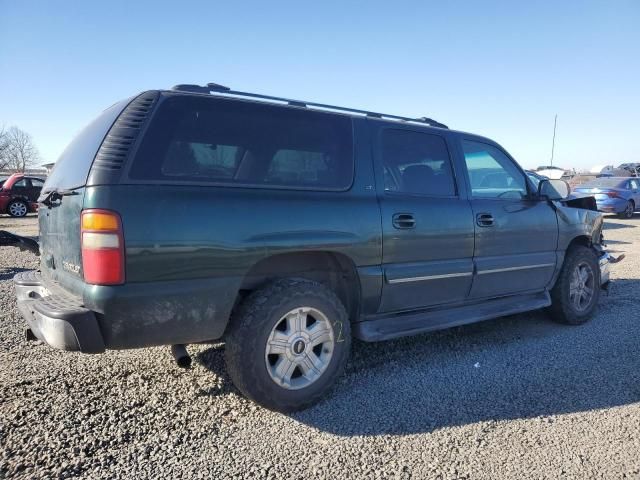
<box><xmin>38</xmin><ymin>189</ymin><xmax>86</xmax><ymax>295</ymax></box>
<box><xmin>38</xmin><ymin>98</ymin><xmax>132</xmax><ymax>295</ymax></box>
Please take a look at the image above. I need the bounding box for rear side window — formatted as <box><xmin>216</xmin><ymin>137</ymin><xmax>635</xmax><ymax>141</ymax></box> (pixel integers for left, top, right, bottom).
<box><xmin>381</xmin><ymin>129</ymin><xmax>456</xmax><ymax>196</ymax></box>
<box><xmin>129</xmin><ymin>96</ymin><xmax>354</xmax><ymax>190</ymax></box>
<box><xmin>43</xmin><ymin>98</ymin><xmax>130</xmax><ymax>192</ymax></box>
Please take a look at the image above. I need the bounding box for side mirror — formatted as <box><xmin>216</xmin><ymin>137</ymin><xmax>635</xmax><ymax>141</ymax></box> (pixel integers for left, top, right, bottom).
<box><xmin>538</xmin><ymin>179</ymin><xmax>570</xmax><ymax>200</ymax></box>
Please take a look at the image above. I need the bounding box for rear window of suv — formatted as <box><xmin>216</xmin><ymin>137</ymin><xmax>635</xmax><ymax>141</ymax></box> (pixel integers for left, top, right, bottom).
<box><xmin>43</xmin><ymin>98</ymin><xmax>131</xmax><ymax>192</ymax></box>
<box><xmin>128</xmin><ymin>95</ymin><xmax>354</xmax><ymax>190</ymax></box>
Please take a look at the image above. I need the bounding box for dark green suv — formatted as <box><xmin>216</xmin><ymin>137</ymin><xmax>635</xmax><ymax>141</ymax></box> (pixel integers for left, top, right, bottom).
<box><xmin>13</xmin><ymin>83</ymin><xmax>615</xmax><ymax>412</ymax></box>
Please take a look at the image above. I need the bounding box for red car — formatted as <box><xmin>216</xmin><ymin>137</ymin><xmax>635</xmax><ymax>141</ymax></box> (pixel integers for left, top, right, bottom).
<box><xmin>0</xmin><ymin>173</ymin><xmax>45</xmax><ymax>217</ymax></box>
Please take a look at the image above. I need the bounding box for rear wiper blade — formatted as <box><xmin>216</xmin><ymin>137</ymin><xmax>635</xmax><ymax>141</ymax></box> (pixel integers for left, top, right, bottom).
<box><xmin>38</xmin><ymin>188</ymin><xmax>78</xmax><ymax>207</ymax></box>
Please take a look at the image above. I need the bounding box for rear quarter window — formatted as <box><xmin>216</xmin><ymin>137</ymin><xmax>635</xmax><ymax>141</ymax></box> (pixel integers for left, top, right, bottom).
<box><xmin>43</xmin><ymin>98</ymin><xmax>130</xmax><ymax>192</ymax></box>
<box><xmin>128</xmin><ymin>95</ymin><xmax>354</xmax><ymax>190</ymax></box>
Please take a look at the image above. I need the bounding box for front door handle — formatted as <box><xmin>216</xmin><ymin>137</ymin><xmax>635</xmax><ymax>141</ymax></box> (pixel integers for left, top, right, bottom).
<box><xmin>392</xmin><ymin>213</ymin><xmax>416</xmax><ymax>229</ymax></box>
<box><xmin>476</xmin><ymin>213</ymin><xmax>495</xmax><ymax>227</ymax></box>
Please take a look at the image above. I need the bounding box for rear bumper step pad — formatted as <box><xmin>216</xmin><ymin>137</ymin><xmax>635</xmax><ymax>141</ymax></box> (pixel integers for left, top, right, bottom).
<box><xmin>14</xmin><ymin>271</ymin><xmax>105</xmax><ymax>353</ymax></box>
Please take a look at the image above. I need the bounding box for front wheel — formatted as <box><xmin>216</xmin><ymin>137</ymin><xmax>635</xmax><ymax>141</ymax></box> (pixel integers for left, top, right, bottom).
<box><xmin>224</xmin><ymin>279</ymin><xmax>351</xmax><ymax>412</ymax></box>
<box><xmin>548</xmin><ymin>246</ymin><xmax>600</xmax><ymax>325</ymax></box>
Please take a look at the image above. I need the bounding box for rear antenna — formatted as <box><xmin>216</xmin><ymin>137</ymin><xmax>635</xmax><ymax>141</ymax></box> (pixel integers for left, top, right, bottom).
<box><xmin>550</xmin><ymin>114</ymin><xmax>558</xmax><ymax>166</ymax></box>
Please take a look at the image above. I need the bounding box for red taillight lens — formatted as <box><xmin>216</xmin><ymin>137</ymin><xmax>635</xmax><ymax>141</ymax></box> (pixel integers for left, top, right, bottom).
<box><xmin>605</xmin><ymin>191</ymin><xmax>619</xmax><ymax>198</ymax></box>
<box><xmin>81</xmin><ymin>209</ymin><xmax>125</xmax><ymax>285</ymax></box>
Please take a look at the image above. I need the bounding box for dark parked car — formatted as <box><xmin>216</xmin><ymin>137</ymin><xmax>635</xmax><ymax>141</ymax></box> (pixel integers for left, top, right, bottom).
<box><xmin>574</xmin><ymin>177</ymin><xmax>640</xmax><ymax>218</ymax></box>
<box><xmin>12</xmin><ymin>83</ymin><xmax>615</xmax><ymax>411</ymax></box>
<box><xmin>0</xmin><ymin>173</ymin><xmax>45</xmax><ymax>217</ymax></box>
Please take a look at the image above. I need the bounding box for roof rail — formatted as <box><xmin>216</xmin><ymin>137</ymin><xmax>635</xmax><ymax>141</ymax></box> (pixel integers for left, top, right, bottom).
<box><xmin>171</xmin><ymin>83</ymin><xmax>448</xmax><ymax>129</ymax></box>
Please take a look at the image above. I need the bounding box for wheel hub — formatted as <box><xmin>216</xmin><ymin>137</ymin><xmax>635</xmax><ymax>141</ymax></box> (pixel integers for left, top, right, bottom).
<box><xmin>291</xmin><ymin>338</ymin><xmax>307</xmax><ymax>355</ymax></box>
<box><xmin>10</xmin><ymin>202</ymin><xmax>27</xmax><ymax>216</ymax></box>
<box><xmin>264</xmin><ymin>307</ymin><xmax>335</xmax><ymax>390</ymax></box>
<box><xmin>569</xmin><ymin>262</ymin><xmax>595</xmax><ymax>312</ymax></box>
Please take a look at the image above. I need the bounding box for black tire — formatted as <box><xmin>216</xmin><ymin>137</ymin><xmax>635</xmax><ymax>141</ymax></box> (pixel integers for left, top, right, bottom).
<box><xmin>548</xmin><ymin>245</ymin><xmax>600</xmax><ymax>325</ymax></box>
<box><xmin>618</xmin><ymin>200</ymin><xmax>635</xmax><ymax>219</ymax></box>
<box><xmin>224</xmin><ymin>278</ymin><xmax>351</xmax><ymax>412</ymax></box>
<box><xmin>7</xmin><ymin>199</ymin><xmax>29</xmax><ymax>218</ymax></box>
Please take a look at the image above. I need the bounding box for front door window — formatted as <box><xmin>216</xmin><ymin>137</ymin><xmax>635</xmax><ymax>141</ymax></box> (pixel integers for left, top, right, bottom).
<box><xmin>462</xmin><ymin>140</ymin><xmax>527</xmax><ymax>200</ymax></box>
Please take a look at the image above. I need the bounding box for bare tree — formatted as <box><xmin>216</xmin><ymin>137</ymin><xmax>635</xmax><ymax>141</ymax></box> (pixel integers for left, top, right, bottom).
<box><xmin>0</xmin><ymin>125</ymin><xmax>10</xmax><ymax>170</ymax></box>
<box><xmin>3</xmin><ymin>126</ymin><xmax>40</xmax><ymax>172</ymax></box>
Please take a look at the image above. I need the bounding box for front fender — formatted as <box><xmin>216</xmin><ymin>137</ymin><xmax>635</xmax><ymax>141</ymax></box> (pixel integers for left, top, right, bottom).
<box><xmin>554</xmin><ymin>201</ymin><xmax>604</xmax><ymax>250</ymax></box>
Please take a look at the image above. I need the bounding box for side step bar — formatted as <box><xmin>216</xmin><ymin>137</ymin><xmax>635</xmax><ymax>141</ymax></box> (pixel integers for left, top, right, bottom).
<box><xmin>354</xmin><ymin>291</ymin><xmax>551</xmax><ymax>342</ymax></box>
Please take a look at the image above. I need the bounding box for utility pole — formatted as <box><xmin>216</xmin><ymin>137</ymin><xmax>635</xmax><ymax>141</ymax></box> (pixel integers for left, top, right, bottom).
<box><xmin>550</xmin><ymin>114</ymin><xmax>558</xmax><ymax>166</ymax></box>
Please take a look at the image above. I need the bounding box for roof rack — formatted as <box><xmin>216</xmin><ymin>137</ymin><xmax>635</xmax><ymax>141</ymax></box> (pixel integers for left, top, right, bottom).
<box><xmin>171</xmin><ymin>83</ymin><xmax>448</xmax><ymax>129</ymax></box>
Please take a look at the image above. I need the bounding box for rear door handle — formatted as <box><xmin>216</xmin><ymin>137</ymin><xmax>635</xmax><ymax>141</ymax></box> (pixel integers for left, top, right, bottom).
<box><xmin>476</xmin><ymin>213</ymin><xmax>495</xmax><ymax>227</ymax></box>
<box><xmin>392</xmin><ymin>213</ymin><xmax>416</xmax><ymax>229</ymax></box>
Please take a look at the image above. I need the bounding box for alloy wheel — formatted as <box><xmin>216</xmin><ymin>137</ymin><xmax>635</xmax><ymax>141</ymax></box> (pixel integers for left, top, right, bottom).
<box><xmin>569</xmin><ymin>262</ymin><xmax>595</xmax><ymax>312</ymax></box>
<box><xmin>9</xmin><ymin>202</ymin><xmax>27</xmax><ymax>217</ymax></box>
<box><xmin>625</xmin><ymin>202</ymin><xmax>634</xmax><ymax>218</ymax></box>
<box><xmin>264</xmin><ymin>307</ymin><xmax>335</xmax><ymax>390</ymax></box>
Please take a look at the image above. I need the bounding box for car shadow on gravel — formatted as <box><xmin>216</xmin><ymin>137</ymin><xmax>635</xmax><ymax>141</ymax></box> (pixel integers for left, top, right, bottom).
<box><xmin>198</xmin><ymin>280</ymin><xmax>640</xmax><ymax>437</ymax></box>
<box><xmin>604</xmin><ymin>239</ymin><xmax>632</xmax><ymax>245</ymax></box>
<box><xmin>0</xmin><ymin>266</ymin><xmax>31</xmax><ymax>281</ymax></box>
<box><xmin>298</xmin><ymin>282</ymin><xmax>640</xmax><ymax>436</ymax></box>
<box><xmin>603</xmin><ymin>221</ymin><xmax>637</xmax><ymax>230</ymax></box>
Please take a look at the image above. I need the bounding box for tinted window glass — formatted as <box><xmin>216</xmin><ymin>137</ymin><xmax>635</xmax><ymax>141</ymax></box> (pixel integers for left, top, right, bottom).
<box><xmin>13</xmin><ymin>178</ymin><xmax>28</xmax><ymax>188</ymax></box>
<box><xmin>381</xmin><ymin>129</ymin><xmax>456</xmax><ymax>196</ymax></box>
<box><xmin>130</xmin><ymin>96</ymin><xmax>354</xmax><ymax>190</ymax></box>
<box><xmin>462</xmin><ymin>140</ymin><xmax>527</xmax><ymax>199</ymax></box>
<box><xmin>30</xmin><ymin>178</ymin><xmax>45</xmax><ymax>187</ymax></box>
<box><xmin>43</xmin><ymin>98</ymin><xmax>130</xmax><ymax>192</ymax></box>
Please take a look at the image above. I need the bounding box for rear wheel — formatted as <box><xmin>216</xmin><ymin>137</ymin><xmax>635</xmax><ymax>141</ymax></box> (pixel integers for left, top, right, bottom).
<box><xmin>618</xmin><ymin>200</ymin><xmax>635</xmax><ymax>219</ymax></box>
<box><xmin>548</xmin><ymin>245</ymin><xmax>600</xmax><ymax>325</ymax></box>
<box><xmin>7</xmin><ymin>199</ymin><xmax>28</xmax><ymax>218</ymax></box>
<box><xmin>224</xmin><ymin>278</ymin><xmax>351</xmax><ymax>412</ymax></box>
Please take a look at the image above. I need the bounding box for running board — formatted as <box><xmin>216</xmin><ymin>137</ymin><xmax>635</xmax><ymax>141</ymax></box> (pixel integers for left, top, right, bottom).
<box><xmin>354</xmin><ymin>291</ymin><xmax>551</xmax><ymax>342</ymax></box>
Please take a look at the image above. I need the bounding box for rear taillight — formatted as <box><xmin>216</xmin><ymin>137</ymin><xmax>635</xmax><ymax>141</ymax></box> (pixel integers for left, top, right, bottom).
<box><xmin>605</xmin><ymin>191</ymin><xmax>620</xmax><ymax>198</ymax></box>
<box><xmin>81</xmin><ymin>209</ymin><xmax>125</xmax><ymax>285</ymax></box>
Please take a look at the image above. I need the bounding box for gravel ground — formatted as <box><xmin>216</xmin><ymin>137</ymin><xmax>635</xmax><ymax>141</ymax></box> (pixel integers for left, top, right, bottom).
<box><xmin>1</xmin><ymin>213</ymin><xmax>639</xmax><ymax>479</ymax></box>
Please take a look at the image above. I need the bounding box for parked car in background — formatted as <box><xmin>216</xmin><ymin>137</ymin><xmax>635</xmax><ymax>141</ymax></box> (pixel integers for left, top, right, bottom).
<box><xmin>618</xmin><ymin>162</ymin><xmax>640</xmax><ymax>177</ymax></box>
<box><xmin>597</xmin><ymin>166</ymin><xmax>631</xmax><ymax>178</ymax></box>
<box><xmin>535</xmin><ymin>165</ymin><xmax>567</xmax><ymax>179</ymax></box>
<box><xmin>0</xmin><ymin>173</ymin><xmax>45</xmax><ymax>217</ymax></box>
<box><xmin>573</xmin><ymin>177</ymin><xmax>640</xmax><ymax>218</ymax></box>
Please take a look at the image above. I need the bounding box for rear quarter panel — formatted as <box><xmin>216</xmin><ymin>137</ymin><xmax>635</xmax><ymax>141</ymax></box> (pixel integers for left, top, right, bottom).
<box><xmin>84</xmin><ymin>185</ymin><xmax>381</xmax><ymax>283</ymax></box>
<box><xmin>81</xmin><ymin>120</ymin><xmax>382</xmax><ymax>347</ymax></box>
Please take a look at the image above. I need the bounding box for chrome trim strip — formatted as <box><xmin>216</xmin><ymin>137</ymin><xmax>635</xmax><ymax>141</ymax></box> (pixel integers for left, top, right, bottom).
<box><xmin>387</xmin><ymin>272</ymin><xmax>473</xmax><ymax>284</ymax></box>
<box><xmin>477</xmin><ymin>263</ymin><xmax>556</xmax><ymax>275</ymax></box>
